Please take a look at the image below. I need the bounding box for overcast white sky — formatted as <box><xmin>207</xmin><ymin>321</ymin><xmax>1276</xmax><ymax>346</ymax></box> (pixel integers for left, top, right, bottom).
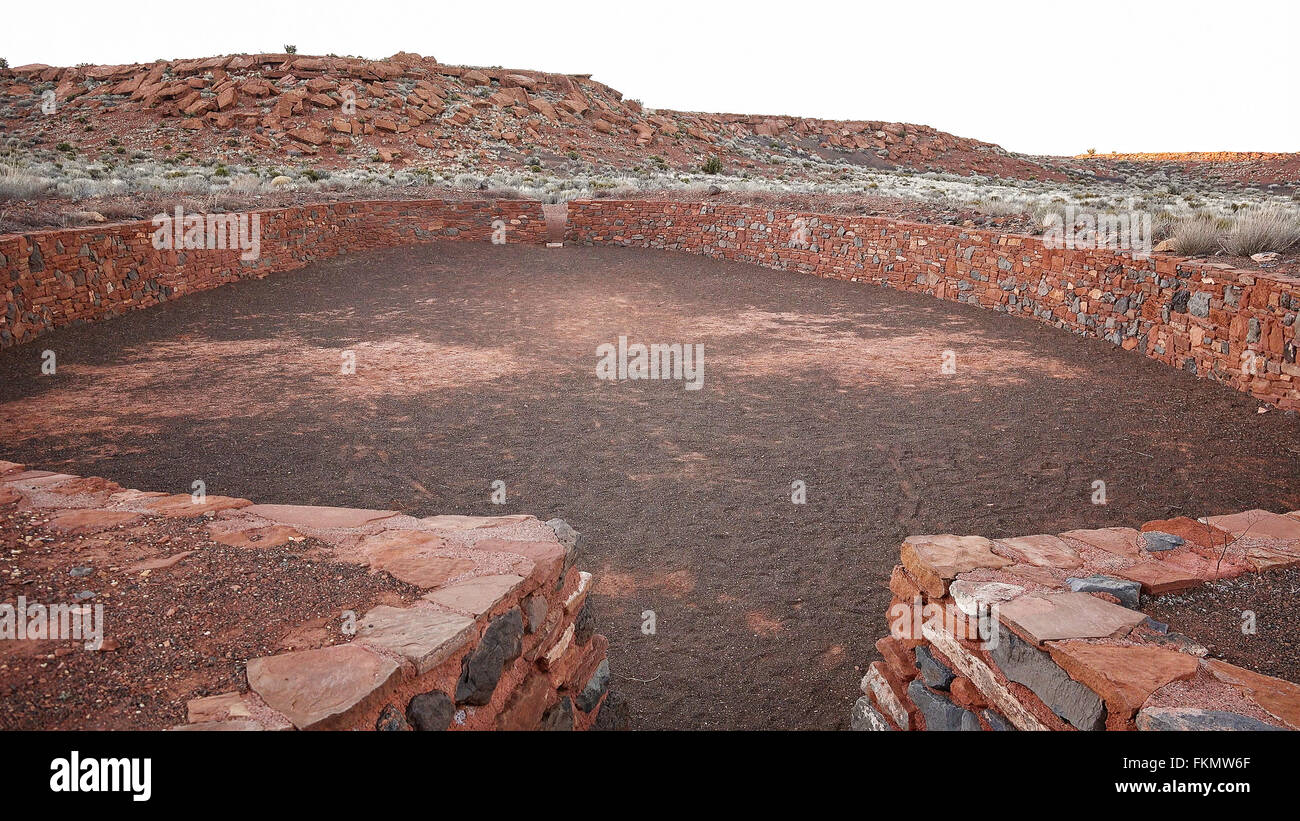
<box><xmin>2</xmin><ymin>0</ymin><xmax>1296</xmax><ymax>155</ymax></box>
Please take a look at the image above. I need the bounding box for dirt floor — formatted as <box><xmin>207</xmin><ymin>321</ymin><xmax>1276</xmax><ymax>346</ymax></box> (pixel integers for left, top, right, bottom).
<box><xmin>2</xmin><ymin>242</ymin><xmax>1299</xmax><ymax>729</ymax></box>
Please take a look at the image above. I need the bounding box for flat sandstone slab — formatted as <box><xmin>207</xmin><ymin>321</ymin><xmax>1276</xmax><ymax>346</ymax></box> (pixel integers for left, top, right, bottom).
<box><xmin>901</xmin><ymin>534</ymin><xmax>1012</xmax><ymax>596</ymax></box>
<box><xmin>423</xmin><ymin>573</ymin><xmax>525</xmax><ymax>617</ymax></box>
<box><xmin>1046</xmin><ymin>641</ymin><xmax>1199</xmax><ymax>715</ymax></box>
<box><xmin>1116</xmin><ymin>561</ymin><xmax>1203</xmax><ymax>594</ymax></box>
<box><xmin>994</xmin><ymin>534</ymin><xmax>1082</xmax><ymax>569</ymax></box>
<box><xmin>1202</xmin><ymin>509</ymin><xmax>1300</xmax><ymax>542</ymax></box>
<box><xmin>356</xmin><ymin>604</ymin><xmax>476</xmax><ymax>674</ymax></box>
<box><xmin>421</xmin><ymin>514</ymin><xmax>533</xmax><ymax>530</ymax></box>
<box><xmin>1202</xmin><ymin>658</ymin><xmax>1300</xmax><ymax>729</ymax></box>
<box><xmin>997</xmin><ymin>591</ymin><xmax>1146</xmax><ymax>644</ymax></box>
<box><xmin>145</xmin><ymin>493</ymin><xmax>252</xmax><ymax>517</ymax></box>
<box><xmin>243</xmin><ymin>503</ymin><xmax>399</xmax><ymax>530</ymax></box>
<box><xmin>1059</xmin><ymin>527</ymin><xmax>1141</xmax><ymax>556</ymax></box>
<box><xmin>43</xmin><ymin>508</ymin><xmax>141</xmax><ymax>533</ymax></box>
<box><xmin>246</xmin><ymin>644</ymin><xmax>401</xmax><ymax>730</ymax></box>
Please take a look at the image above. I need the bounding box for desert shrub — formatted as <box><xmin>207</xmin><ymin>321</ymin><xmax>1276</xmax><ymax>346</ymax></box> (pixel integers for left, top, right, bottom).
<box><xmin>1170</xmin><ymin>214</ymin><xmax>1222</xmax><ymax>256</ymax></box>
<box><xmin>969</xmin><ymin>197</ymin><xmax>1026</xmax><ymax>217</ymax></box>
<box><xmin>96</xmin><ymin>201</ymin><xmax>145</xmax><ymax>221</ymax></box>
<box><xmin>284</xmin><ymin>44</ymin><xmax>297</xmax><ymax>54</ymax></box>
<box><xmin>176</xmin><ymin>175</ymin><xmax>211</xmax><ymax>194</ymax></box>
<box><xmin>226</xmin><ymin>173</ymin><xmax>263</xmax><ymax>194</ymax></box>
<box><xmin>1150</xmin><ymin>212</ymin><xmax>1178</xmax><ymax>243</ymax></box>
<box><xmin>701</xmin><ymin>156</ymin><xmax>723</xmax><ymax>174</ymax></box>
<box><xmin>1221</xmin><ymin>206</ymin><xmax>1300</xmax><ymax>256</ymax></box>
<box><xmin>0</xmin><ymin>161</ymin><xmax>52</xmax><ymax>200</ymax></box>
<box><xmin>202</xmin><ymin>192</ymin><xmax>245</xmax><ymax>212</ymax></box>
<box><xmin>55</xmin><ymin>178</ymin><xmax>102</xmax><ymax>199</ymax></box>
<box><xmin>320</xmin><ymin>175</ymin><xmax>358</xmax><ymax>192</ymax></box>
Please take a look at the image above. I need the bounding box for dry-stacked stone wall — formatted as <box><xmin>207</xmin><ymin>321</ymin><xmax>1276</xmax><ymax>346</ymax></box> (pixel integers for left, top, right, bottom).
<box><xmin>1</xmin><ymin>199</ymin><xmax>545</xmax><ymax>348</ymax></box>
<box><xmin>1</xmin><ymin>460</ymin><xmax>621</xmax><ymax>731</ymax></box>
<box><xmin>568</xmin><ymin>200</ymin><xmax>1300</xmax><ymax>410</ymax></box>
<box><xmin>855</xmin><ymin>510</ymin><xmax>1300</xmax><ymax>731</ymax></box>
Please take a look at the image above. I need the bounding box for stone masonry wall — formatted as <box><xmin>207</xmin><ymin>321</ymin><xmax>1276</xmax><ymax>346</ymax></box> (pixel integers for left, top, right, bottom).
<box><xmin>568</xmin><ymin>200</ymin><xmax>1300</xmax><ymax>409</ymax></box>
<box><xmin>856</xmin><ymin>510</ymin><xmax>1300</xmax><ymax>732</ymax></box>
<box><xmin>1</xmin><ymin>459</ymin><xmax>621</xmax><ymax>731</ymax></box>
<box><xmin>0</xmin><ymin>199</ymin><xmax>546</xmax><ymax>348</ymax></box>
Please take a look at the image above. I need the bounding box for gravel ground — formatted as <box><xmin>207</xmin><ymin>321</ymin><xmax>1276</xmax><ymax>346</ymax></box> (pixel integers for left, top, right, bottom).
<box><xmin>1144</xmin><ymin>566</ymin><xmax>1300</xmax><ymax>684</ymax></box>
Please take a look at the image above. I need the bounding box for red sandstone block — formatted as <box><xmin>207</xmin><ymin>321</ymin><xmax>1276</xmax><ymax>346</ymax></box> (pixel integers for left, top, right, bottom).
<box><xmin>875</xmin><ymin>635</ymin><xmax>918</xmax><ymax>681</ymax></box>
<box><xmin>950</xmin><ymin>676</ymin><xmax>986</xmax><ymax>710</ymax></box>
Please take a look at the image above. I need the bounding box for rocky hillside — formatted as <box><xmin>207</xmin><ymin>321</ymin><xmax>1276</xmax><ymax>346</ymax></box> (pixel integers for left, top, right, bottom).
<box><xmin>0</xmin><ymin>51</ymin><xmax>1068</xmax><ymax>182</ymax></box>
<box><xmin>1068</xmin><ymin>152</ymin><xmax>1300</xmax><ymax>190</ymax></box>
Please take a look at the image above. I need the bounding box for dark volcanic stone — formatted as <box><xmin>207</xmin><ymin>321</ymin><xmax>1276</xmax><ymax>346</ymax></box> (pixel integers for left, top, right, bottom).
<box><xmin>455</xmin><ymin>608</ymin><xmax>524</xmax><ymax>705</ymax></box>
<box><xmin>915</xmin><ymin>645</ymin><xmax>956</xmax><ymax>690</ymax></box>
<box><xmin>907</xmin><ymin>679</ymin><xmax>975</xmax><ymax>731</ymax></box>
<box><xmin>576</xmin><ymin>658</ymin><xmax>610</xmax><ymax>712</ymax></box>
<box><xmin>574</xmin><ymin>600</ymin><xmax>595</xmax><ymax>645</ymax></box>
<box><xmin>539</xmin><ymin>696</ymin><xmax>574</xmax><ymax>731</ymax></box>
<box><xmin>1067</xmin><ymin>574</ymin><xmax>1143</xmax><ymax>609</ymax></box>
<box><xmin>1136</xmin><ymin>708</ymin><xmax>1284</xmax><ymax>731</ymax></box>
<box><xmin>990</xmin><ymin>626</ymin><xmax>1106</xmax><ymax>730</ymax></box>
<box><xmin>376</xmin><ymin>704</ymin><xmax>411</xmax><ymax>731</ymax></box>
<box><xmin>1170</xmin><ymin>289</ymin><xmax>1190</xmax><ymax>313</ymax></box>
<box><xmin>1142</xmin><ymin>531</ymin><xmax>1185</xmax><ymax>552</ymax></box>
<box><xmin>407</xmin><ymin>690</ymin><xmax>455</xmax><ymax>731</ymax></box>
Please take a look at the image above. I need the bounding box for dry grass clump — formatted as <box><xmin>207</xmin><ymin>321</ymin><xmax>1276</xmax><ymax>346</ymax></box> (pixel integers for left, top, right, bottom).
<box><xmin>0</xmin><ymin>160</ymin><xmax>52</xmax><ymax>201</ymax></box>
<box><xmin>1220</xmin><ymin>205</ymin><xmax>1300</xmax><ymax>256</ymax></box>
<box><xmin>1170</xmin><ymin>214</ymin><xmax>1223</xmax><ymax>256</ymax></box>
